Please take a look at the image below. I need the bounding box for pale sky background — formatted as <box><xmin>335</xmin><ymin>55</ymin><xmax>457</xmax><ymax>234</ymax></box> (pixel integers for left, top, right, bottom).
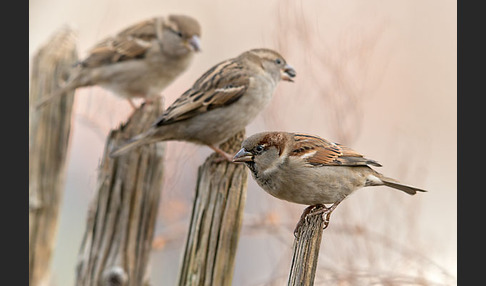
<box><xmin>30</xmin><ymin>0</ymin><xmax>456</xmax><ymax>285</ymax></box>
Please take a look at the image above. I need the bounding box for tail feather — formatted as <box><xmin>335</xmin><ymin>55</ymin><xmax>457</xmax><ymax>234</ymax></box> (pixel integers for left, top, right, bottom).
<box><xmin>109</xmin><ymin>132</ymin><xmax>156</xmax><ymax>157</ymax></box>
<box><xmin>380</xmin><ymin>177</ymin><xmax>427</xmax><ymax>195</ymax></box>
<box><xmin>110</xmin><ymin>139</ymin><xmax>143</xmax><ymax>157</ymax></box>
<box><xmin>35</xmin><ymin>87</ymin><xmax>68</xmax><ymax>109</ymax></box>
<box><xmin>36</xmin><ymin>72</ymin><xmax>83</xmax><ymax>109</ymax></box>
<box><xmin>35</xmin><ymin>78</ymin><xmax>81</xmax><ymax>109</ymax></box>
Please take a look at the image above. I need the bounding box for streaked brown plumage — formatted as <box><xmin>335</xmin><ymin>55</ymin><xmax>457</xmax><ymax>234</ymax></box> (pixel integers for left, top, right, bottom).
<box><xmin>36</xmin><ymin>15</ymin><xmax>201</xmax><ymax>109</ymax></box>
<box><xmin>109</xmin><ymin>49</ymin><xmax>296</xmax><ymax>160</ymax></box>
<box><xmin>233</xmin><ymin>131</ymin><xmax>426</xmax><ymax>232</ymax></box>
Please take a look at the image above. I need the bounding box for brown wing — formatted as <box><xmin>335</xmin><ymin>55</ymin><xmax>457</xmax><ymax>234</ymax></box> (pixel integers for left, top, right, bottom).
<box><xmin>80</xmin><ymin>18</ymin><xmax>158</xmax><ymax>68</ymax></box>
<box><xmin>291</xmin><ymin>134</ymin><xmax>382</xmax><ymax>167</ymax></box>
<box><xmin>153</xmin><ymin>59</ymin><xmax>250</xmax><ymax>126</ymax></box>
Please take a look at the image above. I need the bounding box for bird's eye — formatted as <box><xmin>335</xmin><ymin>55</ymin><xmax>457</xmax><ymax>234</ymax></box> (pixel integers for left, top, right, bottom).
<box><xmin>173</xmin><ymin>30</ymin><xmax>183</xmax><ymax>37</ymax></box>
<box><xmin>255</xmin><ymin>145</ymin><xmax>264</xmax><ymax>153</ymax></box>
<box><xmin>275</xmin><ymin>58</ymin><xmax>282</xmax><ymax>65</ymax></box>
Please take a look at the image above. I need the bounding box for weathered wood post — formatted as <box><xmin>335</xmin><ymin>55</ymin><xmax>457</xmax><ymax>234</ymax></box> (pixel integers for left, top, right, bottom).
<box><xmin>288</xmin><ymin>205</ymin><xmax>330</xmax><ymax>286</ymax></box>
<box><xmin>75</xmin><ymin>99</ymin><xmax>164</xmax><ymax>286</ymax></box>
<box><xmin>29</xmin><ymin>26</ymin><xmax>77</xmax><ymax>286</ymax></box>
<box><xmin>178</xmin><ymin>130</ymin><xmax>248</xmax><ymax>286</ymax></box>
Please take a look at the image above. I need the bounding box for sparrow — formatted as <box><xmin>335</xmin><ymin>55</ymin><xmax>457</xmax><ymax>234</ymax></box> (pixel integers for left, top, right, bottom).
<box><xmin>36</xmin><ymin>14</ymin><xmax>202</xmax><ymax>109</ymax></box>
<box><xmin>233</xmin><ymin>131</ymin><xmax>426</xmax><ymax>234</ymax></box>
<box><xmin>109</xmin><ymin>48</ymin><xmax>296</xmax><ymax>160</ymax></box>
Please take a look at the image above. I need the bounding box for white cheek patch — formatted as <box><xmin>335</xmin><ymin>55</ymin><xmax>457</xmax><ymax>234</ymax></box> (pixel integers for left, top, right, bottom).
<box><xmin>262</xmin><ymin>151</ymin><xmax>288</xmax><ymax>176</ymax></box>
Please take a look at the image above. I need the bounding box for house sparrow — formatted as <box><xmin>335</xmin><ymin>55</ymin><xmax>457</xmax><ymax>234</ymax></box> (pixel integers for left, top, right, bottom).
<box><xmin>109</xmin><ymin>48</ymin><xmax>296</xmax><ymax>160</ymax></box>
<box><xmin>233</xmin><ymin>131</ymin><xmax>426</xmax><ymax>233</ymax></box>
<box><xmin>36</xmin><ymin>14</ymin><xmax>202</xmax><ymax>109</ymax></box>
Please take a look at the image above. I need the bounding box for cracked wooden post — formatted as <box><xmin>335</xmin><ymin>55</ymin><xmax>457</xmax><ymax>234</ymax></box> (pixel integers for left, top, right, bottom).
<box><xmin>75</xmin><ymin>98</ymin><xmax>164</xmax><ymax>286</ymax></box>
<box><xmin>29</xmin><ymin>26</ymin><xmax>77</xmax><ymax>286</ymax></box>
<box><xmin>178</xmin><ymin>130</ymin><xmax>248</xmax><ymax>286</ymax></box>
<box><xmin>288</xmin><ymin>205</ymin><xmax>329</xmax><ymax>286</ymax></box>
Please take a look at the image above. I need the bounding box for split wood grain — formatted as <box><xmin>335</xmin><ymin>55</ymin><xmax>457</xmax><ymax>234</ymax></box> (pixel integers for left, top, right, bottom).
<box><xmin>178</xmin><ymin>130</ymin><xmax>248</xmax><ymax>286</ymax></box>
<box><xmin>29</xmin><ymin>26</ymin><xmax>77</xmax><ymax>286</ymax></box>
<box><xmin>76</xmin><ymin>98</ymin><xmax>164</xmax><ymax>286</ymax></box>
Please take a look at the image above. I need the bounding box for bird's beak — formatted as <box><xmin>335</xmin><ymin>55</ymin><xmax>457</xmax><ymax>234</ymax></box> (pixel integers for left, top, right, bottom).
<box><xmin>281</xmin><ymin>64</ymin><xmax>296</xmax><ymax>82</ymax></box>
<box><xmin>232</xmin><ymin>148</ymin><xmax>253</xmax><ymax>163</ymax></box>
<box><xmin>187</xmin><ymin>35</ymin><xmax>201</xmax><ymax>52</ymax></box>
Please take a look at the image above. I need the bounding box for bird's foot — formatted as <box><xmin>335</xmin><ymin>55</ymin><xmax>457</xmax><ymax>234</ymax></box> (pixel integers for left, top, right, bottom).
<box><xmin>127</xmin><ymin>99</ymin><xmax>138</xmax><ymax>111</ymax></box>
<box><xmin>208</xmin><ymin>145</ymin><xmax>235</xmax><ymax>163</ymax></box>
<box><xmin>293</xmin><ymin>204</ymin><xmax>325</xmax><ymax>238</ymax></box>
<box><xmin>144</xmin><ymin>98</ymin><xmax>155</xmax><ymax>105</ymax></box>
<box><xmin>293</xmin><ymin>198</ymin><xmax>345</xmax><ymax>239</ymax></box>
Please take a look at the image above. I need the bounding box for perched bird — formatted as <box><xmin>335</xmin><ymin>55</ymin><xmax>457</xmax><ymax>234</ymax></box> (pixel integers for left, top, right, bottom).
<box><xmin>233</xmin><ymin>131</ymin><xmax>426</xmax><ymax>233</ymax></box>
<box><xmin>36</xmin><ymin>14</ymin><xmax>202</xmax><ymax>109</ymax></box>
<box><xmin>109</xmin><ymin>48</ymin><xmax>296</xmax><ymax>160</ymax></box>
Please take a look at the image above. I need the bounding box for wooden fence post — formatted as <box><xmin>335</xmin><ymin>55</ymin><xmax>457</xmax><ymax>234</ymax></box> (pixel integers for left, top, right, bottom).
<box><xmin>75</xmin><ymin>99</ymin><xmax>164</xmax><ymax>286</ymax></box>
<box><xmin>178</xmin><ymin>130</ymin><xmax>248</xmax><ymax>286</ymax></box>
<box><xmin>288</xmin><ymin>205</ymin><xmax>330</xmax><ymax>286</ymax></box>
<box><xmin>29</xmin><ymin>26</ymin><xmax>77</xmax><ymax>286</ymax></box>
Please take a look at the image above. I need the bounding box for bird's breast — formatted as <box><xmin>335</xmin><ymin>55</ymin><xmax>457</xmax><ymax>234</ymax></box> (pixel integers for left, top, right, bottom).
<box><xmin>251</xmin><ymin>164</ymin><xmax>367</xmax><ymax>205</ymax></box>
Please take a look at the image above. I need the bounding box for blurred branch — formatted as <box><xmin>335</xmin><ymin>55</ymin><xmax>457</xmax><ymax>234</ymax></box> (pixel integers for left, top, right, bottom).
<box><xmin>274</xmin><ymin>0</ymin><xmax>389</xmax><ymax>144</ymax></box>
<box><xmin>244</xmin><ymin>211</ymin><xmax>455</xmax><ymax>286</ymax></box>
<box><xmin>152</xmin><ymin>206</ymin><xmax>455</xmax><ymax>286</ymax></box>
<box><xmin>75</xmin><ymin>98</ymin><xmax>164</xmax><ymax>286</ymax></box>
<box><xmin>29</xmin><ymin>26</ymin><xmax>77</xmax><ymax>286</ymax></box>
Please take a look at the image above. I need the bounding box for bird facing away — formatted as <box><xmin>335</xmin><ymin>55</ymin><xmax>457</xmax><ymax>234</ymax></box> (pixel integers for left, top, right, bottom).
<box><xmin>109</xmin><ymin>48</ymin><xmax>296</xmax><ymax>160</ymax></box>
<box><xmin>233</xmin><ymin>131</ymin><xmax>427</xmax><ymax>232</ymax></box>
<box><xmin>36</xmin><ymin>14</ymin><xmax>202</xmax><ymax>109</ymax></box>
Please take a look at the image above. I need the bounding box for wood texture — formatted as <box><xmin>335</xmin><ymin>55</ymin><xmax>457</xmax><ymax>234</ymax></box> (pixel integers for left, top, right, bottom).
<box><xmin>29</xmin><ymin>26</ymin><xmax>77</xmax><ymax>286</ymax></box>
<box><xmin>178</xmin><ymin>130</ymin><xmax>248</xmax><ymax>286</ymax></box>
<box><xmin>75</xmin><ymin>98</ymin><xmax>164</xmax><ymax>286</ymax></box>
<box><xmin>288</xmin><ymin>205</ymin><xmax>330</xmax><ymax>286</ymax></box>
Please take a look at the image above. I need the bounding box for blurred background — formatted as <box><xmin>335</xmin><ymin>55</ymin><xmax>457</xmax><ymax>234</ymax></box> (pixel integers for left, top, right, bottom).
<box><xmin>29</xmin><ymin>0</ymin><xmax>456</xmax><ymax>285</ymax></box>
